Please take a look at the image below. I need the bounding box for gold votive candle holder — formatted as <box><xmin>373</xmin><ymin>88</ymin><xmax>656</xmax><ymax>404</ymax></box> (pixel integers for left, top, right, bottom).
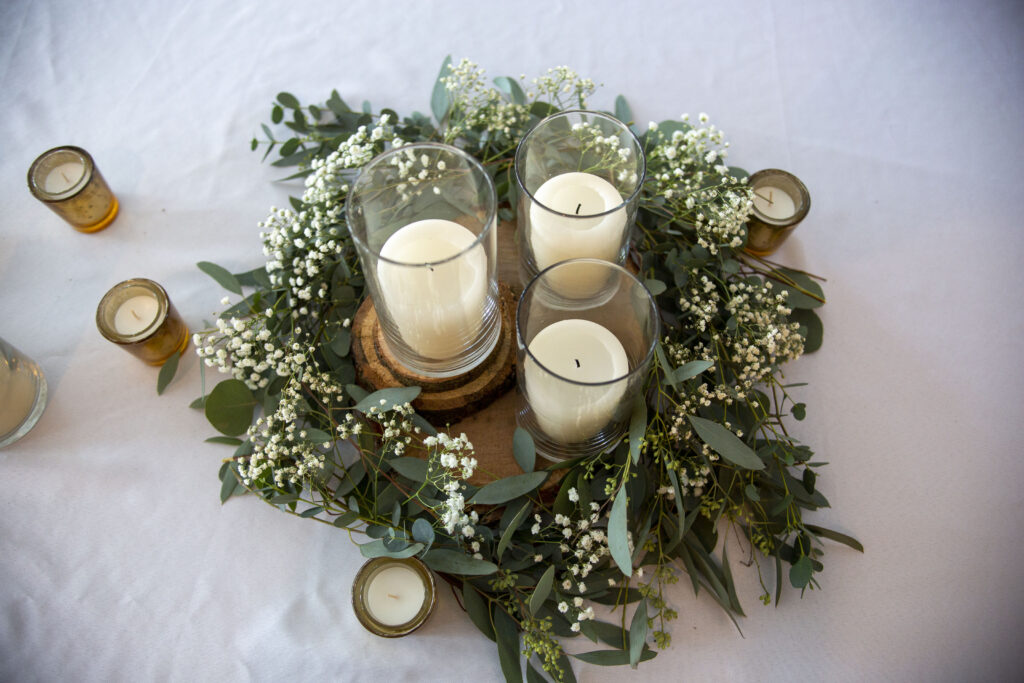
<box><xmin>28</xmin><ymin>145</ymin><xmax>119</xmax><ymax>233</ymax></box>
<box><xmin>96</xmin><ymin>278</ymin><xmax>189</xmax><ymax>365</ymax></box>
<box><xmin>743</xmin><ymin>169</ymin><xmax>811</xmax><ymax>257</ymax></box>
<box><xmin>352</xmin><ymin>556</ymin><xmax>436</xmax><ymax>637</ymax></box>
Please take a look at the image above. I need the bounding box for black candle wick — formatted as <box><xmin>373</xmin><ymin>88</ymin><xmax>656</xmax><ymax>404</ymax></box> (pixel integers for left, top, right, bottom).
<box><xmin>574</xmin><ymin>359</ymin><xmax>581</xmax><ymax>368</ymax></box>
<box><xmin>575</xmin><ymin>203</ymin><xmax>582</xmax><ymax>215</ymax></box>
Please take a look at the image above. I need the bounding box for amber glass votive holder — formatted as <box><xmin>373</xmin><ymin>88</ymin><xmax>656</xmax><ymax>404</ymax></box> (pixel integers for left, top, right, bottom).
<box><xmin>28</xmin><ymin>146</ymin><xmax>119</xmax><ymax>233</ymax></box>
<box><xmin>351</xmin><ymin>556</ymin><xmax>436</xmax><ymax>638</ymax></box>
<box><xmin>743</xmin><ymin>169</ymin><xmax>811</xmax><ymax>257</ymax></box>
<box><xmin>96</xmin><ymin>279</ymin><xmax>189</xmax><ymax>365</ymax></box>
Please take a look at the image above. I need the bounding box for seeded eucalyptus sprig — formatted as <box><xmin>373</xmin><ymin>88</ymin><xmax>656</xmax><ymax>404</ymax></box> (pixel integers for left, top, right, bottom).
<box><xmin>189</xmin><ymin>57</ymin><xmax>860</xmax><ymax>682</ymax></box>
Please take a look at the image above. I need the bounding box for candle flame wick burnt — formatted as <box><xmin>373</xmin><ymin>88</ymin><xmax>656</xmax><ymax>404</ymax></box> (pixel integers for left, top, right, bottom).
<box><xmin>574</xmin><ymin>359</ymin><xmax>580</xmax><ymax>368</ymax></box>
<box><xmin>575</xmin><ymin>203</ymin><xmax>582</xmax><ymax>215</ymax></box>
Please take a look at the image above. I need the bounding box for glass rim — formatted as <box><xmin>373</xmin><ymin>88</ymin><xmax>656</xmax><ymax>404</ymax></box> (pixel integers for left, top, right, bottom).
<box><xmin>346</xmin><ymin>142</ymin><xmax>497</xmax><ymax>268</ymax></box>
<box><xmin>95</xmin><ymin>278</ymin><xmax>170</xmax><ymax>343</ymax></box>
<box><xmin>516</xmin><ymin>258</ymin><xmax>659</xmax><ymax>388</ymax></box>
<box><xmin>748</xmin><ymin>168</ymin><xmax>811</xmax><ymax>226</ymax></box>
<box><xmin>27</xmin><ymin>145</ymin><xmax>95</xmax><ymax>202</ymax></box>
<box><xmin>513</xmin><ymin>109</ymin><xmax>647</xmax><ymax>220</ymax></box>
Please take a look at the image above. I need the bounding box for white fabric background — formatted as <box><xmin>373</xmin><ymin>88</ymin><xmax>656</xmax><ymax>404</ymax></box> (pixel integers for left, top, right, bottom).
<box><xmin>1</xmin><ymin>1</ymin><xmax>1022</xmax><ymax>681</ymax></box>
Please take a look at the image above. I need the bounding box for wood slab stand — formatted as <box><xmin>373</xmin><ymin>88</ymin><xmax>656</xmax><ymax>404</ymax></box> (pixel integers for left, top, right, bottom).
<box><xmin>350</xmin><ymin>284</ymin><xmax>517</xmax><ymax>426</ymax></box>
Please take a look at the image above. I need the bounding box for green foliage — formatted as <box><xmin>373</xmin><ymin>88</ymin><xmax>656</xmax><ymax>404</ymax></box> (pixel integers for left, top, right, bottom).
<box><xmin>204</xmin><ymin>379</ymin><xmax>256</xmax><ymax>436</ymax></box>
<box><xmin>156</xmin><ymin>350</ymin><xmax>181</xmax><ymax>395</ymax></box>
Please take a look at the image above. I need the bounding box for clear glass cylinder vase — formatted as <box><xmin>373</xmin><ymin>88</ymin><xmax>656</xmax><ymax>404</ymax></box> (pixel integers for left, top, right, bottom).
<box><xmin>347</xmin><ymin>143</ymin><xmax>500</xmax><ymax>378</ymax></box>
<box><xmin>514</xmin><ymin>110</ymin><xmax>645</xmax><ymax>286</ymax></box>
<box><xmin>0</xmin><ymin>337</ymin><xmax>48</xmax><ymax>449</ymax></box>
<box><xmin>516</xmin><ymin>259</ymin><xmax>658</xmax><ymax>461</ymax></box>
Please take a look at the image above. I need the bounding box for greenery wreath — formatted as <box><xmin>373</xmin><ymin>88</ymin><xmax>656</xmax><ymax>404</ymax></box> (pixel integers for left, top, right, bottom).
<box><xmin>190</xmin><ymin>57</ymin><xmax>861</xmax><ymax>681</ymax></box>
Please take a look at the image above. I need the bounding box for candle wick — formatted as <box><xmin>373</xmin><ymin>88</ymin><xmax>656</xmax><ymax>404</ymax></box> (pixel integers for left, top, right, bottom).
<box><xmin>61</xmin><ymin>171</ymin><xmax>71</xmax><ymax>183</ymax></box>
<box><xmin>387</xmin><ymin>593</ymin><xmax>400</xmax><ymax>599</ymax></box>
<box><xmin>131</xmin><ymin>310</ymin><xmax>141</xmax><ymax>320</ymax></box>
<box><xmin>753</xmin><ymin>190</ymin><xmax>775</xmax><ymax>205</ymax></box>
<box><xmin>574</xmin><ymin>359</ymin><xmax>580</xmax><ymax>368</ymax></box>
<box><xmin>575</xmin><ymin>203</ymin><xmax>582</xmax><ymax>215</ymax></box>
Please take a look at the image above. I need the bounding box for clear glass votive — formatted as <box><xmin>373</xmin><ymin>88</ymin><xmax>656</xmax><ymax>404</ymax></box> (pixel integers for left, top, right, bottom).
<box><xmin>514</xmin><ymin>110</ymin><xmax>645</xmax><ymax>287</ymax></box>
<box><xmin>0</xmin><ymin>337</ymin><xmax>48</xmax><ymax>449</ymax></box>
<box><xmin>516</xmin><ymin>259</ymin><xmax>659</xmax><ymax>462</ymax></box>
<box><xmin>352</xmin><ymin>556</ymin><xmax>436</xmax><ymax>638</ymax></box>
<box><xmin>28</xmin><ymin>146</ymin><xmax>119</xmax><ymax>233</ymax></box>
<box><xmin>347</xmin><ymin>143</ymin><xmax>500</xmax><ymax>378</ymax></box>
<box><xmin>743</xmin><ymin>169</ymin><xmax>811</xmax><ymax>256</ymax></box>
<box><xmin>96</xmin><ymin>278</ymin><xmax>189</xmax><ymax>365</ymax></box>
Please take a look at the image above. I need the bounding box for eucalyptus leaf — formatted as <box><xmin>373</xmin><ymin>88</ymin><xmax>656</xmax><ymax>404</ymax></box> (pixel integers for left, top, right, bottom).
<box><xmin>614</xmin><ymin>94</ymin><xmax>633</xmax><ymax>124</ymax></box>
<box><xmin>412</xmin><ymin>518</ymin><xmax>435</xmax><ymax>546</ymax></box>
<box><xmin>628</xmin><ymin>399</ymin><xmax>647</xmax><ymax>464</ymax></box>
<box><xmin>276</xmin><ymin>92</ymin><xmax>300</xmax><ymax>109</ymax></box>
<box><xmin>431</xmin><ymin>55</ymin><xmax>453</xmax><ymax>123</ymax></box>
<box><xmin>530</xmin><ymin>565</ymin><xmax>556</xmax><ymax>616</ymax></box>
<box><xmin>790</xmin><ymin>308</ymin><xmax>823</xmax><ymax>353</ymax></box>
<box><xmin>332</xmin><ymin>511</ymin><xmax>360</xmax><ymax>528</ymax></box>
<box><xmin>688</xmin><ymin>415</ymin><xmax>764</xmax><ymax>470</ymax></box>
<box><xmin>305</xmin><ymin>428</ymin><xmax>333</xmax><ymax>444</ymax></box>
<box><xmin>572</xmin><ymin>648</ymin><xmax>656</xmax><ymax>666</ymax></box>
<box><xmin>359</xmin><ymin>539</ymin><xmax>424</xmax><ymax>559</ymax></box>
<box><xmin>389</xmin><ymin>457</ymin><xmax>428</xmax><ymax>483</ymax></box>
<box><xmin>494</xmin><ymin>607</ymin><xmax>523</xmax><ymax>683</ymax></box>
<box><xmin>469</xmin><ymin>471</ymin><xmax>548</xmax><ymax>505</ymax></box>
<box><xmin>512</xmin><ymin>427</ymin><xmax>536</xmax><ymax>473</ymax></box>
<box><xmin>644</xmin><ymin>278</ymin><xmax>666</xmax><ymax>296</ymax></box>
<box><xmin>197</xmin><ymin>261</ymin><xmax>242</xmax><ymax>295</ymax></box>
<box><xmin>628</xmin><ymin>599</ymin><xmax>648</xmax><ymax>668</ymax></box>
<box><xmin>462</xmin><ymin>582</ymin><xmax>495</xmax><ymax>641</ymax></box>
<box><xmin>353</xmin><ymin>386</ymin><xmax>421</xmax><ymax>414</ymax></box>
<box><xmin>670</xmin><ymin>360</ymin><xmax>714</xmax><ymax>385</ymax></box>
<box><xmin>789</xmin><ymin>555</ymin><xmax>813</xmax><ymax>589</ymax></box>
<box><xmin>424</xmin><ymin>549</ymin><xmax>498</xmax><ymax>575</ymax></box>
<box><xmin>205</xmin><ymin>436</ymin><xmax>242</xmax><ymax>446</ymax></box>
<box><xmin>204</xmin><ymin>379</ymin><xmax>257</xmax><ymax>436</ymax></box>
<box><xmin>497</xmin><ymin>500</ymin><xmax>531</xmax><ymax>560</ymax></box>
<box><xmin>494</xmin><ymin>76</ymin><xmax>527</xmax><ymax>105</ymax></box>
<box><xmin>156</xmin><ymin>350</ymin><xmax>181</xmax><ymax>395</ymax></box>
<box><xmin>608</xmin><ymin>491</ymin><xmax>632</xmax><ymax>576</ymax></box>
<box><xmin>805</xmin><ymin>524</ymin><xmax>864</xmax><ymax>552</ymax></box>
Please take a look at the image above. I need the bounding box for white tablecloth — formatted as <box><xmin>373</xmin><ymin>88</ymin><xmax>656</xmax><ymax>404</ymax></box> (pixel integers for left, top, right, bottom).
<box><xmin>2</xmin><ymin>1</ymin><xmax>1022</xmax><ymax>680</ymax></box>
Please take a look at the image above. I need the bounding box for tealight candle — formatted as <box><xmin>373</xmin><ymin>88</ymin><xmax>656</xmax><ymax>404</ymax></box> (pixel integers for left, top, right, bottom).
<box><xmin>376</xmin><ymin>219</ymin><xmax>488</xmax><ymax>360</ymax></box>
<box><xmin>524</xmin><ymin>319</ymin><xmax>629</xmax><ymax>443</ymax></box>
<box><xmin>352</xmin><ymin>557</ymin><xmax>436</xmax><ymax>637</ymax></box>
<box><xmin>28</xmin><ymin>146</ymin><xmax>119</xmax><ymax>233</ymax></box>
<box><xmin>744</xmin><ymin>169</ymin><xmax>811</xmax><ymax>256</ymax></box>
<box><xmin>96</xmin><ymin>279</ymin><xmax>189</xmax><ymax>365</ymax></box>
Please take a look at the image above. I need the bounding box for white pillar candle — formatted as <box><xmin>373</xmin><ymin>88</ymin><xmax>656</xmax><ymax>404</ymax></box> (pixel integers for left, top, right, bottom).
<box><xmin>752</xmin><ymin>185</ymin><xmax>796</xmax><ymax>220</ymax></box>
<box><xmin>113</xmin><ymin>295</ymin><xmax>160</xmax><ymax>336</ymax></box>
<box><xmin>43</xmin><ymin>161</ymin><xmax>86</xmax><ymax>194</ymax></box>
<box><xmin>529</xmin><ymin>172</ymin><xmax>627</xmax><ymax>271</ymax></box>
<box><xmin>377</xmin><ymin>219</ymin><xmax>487</xmax><ymax>359</ymax></box>
<box><xmin>524</xmin><ymin>319</ymin><xmax>629</xmax><ymax>443</ymax></box>
<box><xmin>365</xmin><ymin>564</ymin><xmax>427</xmax><ymax>626</ymax></box>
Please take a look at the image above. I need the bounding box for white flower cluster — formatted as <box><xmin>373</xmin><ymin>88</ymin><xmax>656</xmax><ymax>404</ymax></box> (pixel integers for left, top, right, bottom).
<box><xmin>529</xmin><ymin>65</ymin><xmax>597</xmax><ymax>109</ymax></box>
<box><xmin>195</xmin><ymin>316</ymin><xmax>309</xmax><ymax>390</ymax></box>
<box><xmin>648</xmin><ymin>114</ymin><xmax>752</xmax><ymax>254</ymax></box>
<box><xmin>531</xmin><ymin>493</ymin><xmax>611</xmax><ymax>597</ymax></box>
<box><xmin>259</xmin><ymin>206</ymin><xmax>341</xmax><ymax>309</ymax></box>
<box><xmin>301</xmin><ymin>115</ymin><xmax>393</xmax><ymax>206</ymax></box>
<box><xmin>441</xmin><ymin>59</ymin><xmax>528</xmax><ymax>142</ymax></box>
<box><xmin>570</xmin><ymin>121</ymin><xmax>639</xmax><ymax>188</ymax></box>
<box><xmin>237</xmin><ymin>372</ymin><xmax>343</xmax><ymax>488</ymax></box>
<box><xmin>423</xmin><ymin>432</ymin><xmax>480</xmax><ymax>543</ymax></box>
<box><xmin>556</xmin><ymin>596</ymin><xmax>597</xmax><ymax>633</ymax></box>
<box><xmin>339</xmin><ymin>400</ymin><xmax>416</xmax><ymax>455</ymax></box>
